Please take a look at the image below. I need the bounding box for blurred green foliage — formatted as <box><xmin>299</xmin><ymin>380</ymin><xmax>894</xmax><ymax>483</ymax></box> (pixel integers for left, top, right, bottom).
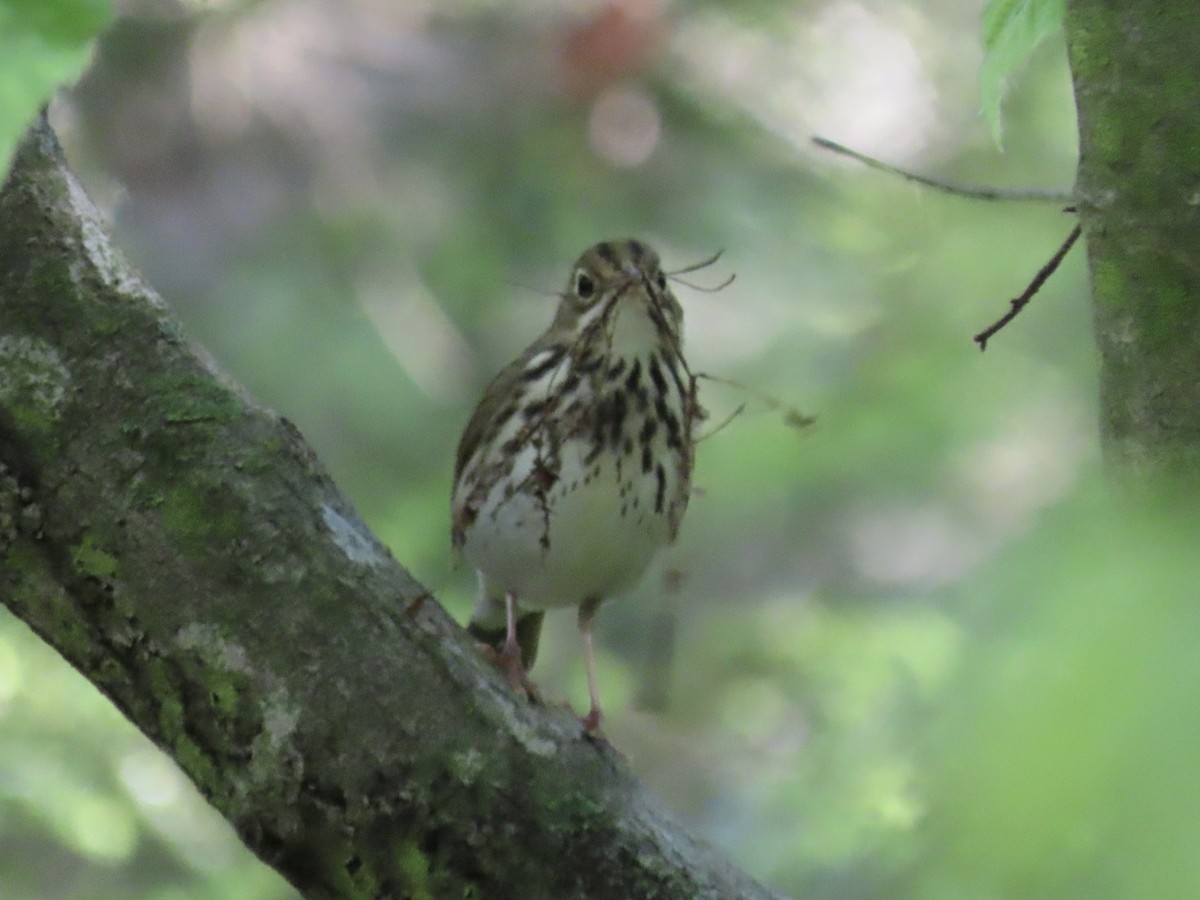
<box><xmin>904</xmin><ymin>483</ymin><xmax>1200</xmax><ymax>900</ymax></box>
<box><xmin>980</xmin><ymin>0</ymin><xmax>1067</xmax><ymax>143</ymax></box>
<box><xmin>0</xmin><ymin>0</ymin><xmax>110</xmax><ymax>166</ymax></box>
<box><xmin>4</xmin><ymin>1</ymin><xmax>1195</xmax><ymax>899</ymax></box>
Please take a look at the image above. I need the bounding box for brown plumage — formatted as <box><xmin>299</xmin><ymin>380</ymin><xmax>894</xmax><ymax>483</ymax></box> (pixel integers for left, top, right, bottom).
<box><xmin>451</xmin><ymin>238</ymin><xmax>700</xmax><ymax>731</ymax></box>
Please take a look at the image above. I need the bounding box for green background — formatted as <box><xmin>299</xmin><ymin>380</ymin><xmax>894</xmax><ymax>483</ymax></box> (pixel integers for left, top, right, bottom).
<box><xmin>4</xmin><ymin>1</ymin><xmax>1192</xmax><ymax>898</ymax></box>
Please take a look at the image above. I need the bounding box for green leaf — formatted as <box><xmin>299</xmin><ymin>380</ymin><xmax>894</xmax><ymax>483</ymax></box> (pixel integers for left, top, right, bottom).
<box><xmin>979</xmin><ymin>0</ymin><xmax>1066</xmax><ymax>145</ymax></box>
<box><xmin>0</xmin><ymin>0</ymin><xmax>112</xmax><ymax>174</ymax></box>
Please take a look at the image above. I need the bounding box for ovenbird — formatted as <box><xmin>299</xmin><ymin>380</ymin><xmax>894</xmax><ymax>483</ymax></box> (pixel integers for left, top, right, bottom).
<box><xmin>451</xmin><ymin>238</ymin><xmax>700</xmax><ymax>731</ymax></box>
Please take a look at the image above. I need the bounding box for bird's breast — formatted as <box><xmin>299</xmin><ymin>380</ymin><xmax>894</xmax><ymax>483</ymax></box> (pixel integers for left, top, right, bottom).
<box><xmin>452</xmin><ymin>345</ymin><xmax>696</xmax><ymax>607</ymax></box>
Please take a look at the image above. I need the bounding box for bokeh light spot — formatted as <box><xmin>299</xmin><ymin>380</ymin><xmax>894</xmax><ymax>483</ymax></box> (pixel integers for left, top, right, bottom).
<box><xmin>588</xmin><ymin>83</ymin><xmax>662</xmax><ymax>168</ymax></box>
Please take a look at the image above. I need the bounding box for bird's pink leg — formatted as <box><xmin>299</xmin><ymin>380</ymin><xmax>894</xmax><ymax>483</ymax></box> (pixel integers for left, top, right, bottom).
<box><xmin>578</xmin><ymin>598</ymin><xmax>603</xmax><ymax>732</ymax></box>
<box><xmin>498</xmin><ymin>592</ymin><xmax>526</xmax><ymax>695</ymax></box>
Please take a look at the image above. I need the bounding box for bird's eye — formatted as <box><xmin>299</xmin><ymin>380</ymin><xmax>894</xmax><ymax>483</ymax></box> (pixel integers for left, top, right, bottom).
<box><xmin>655</xmin><ymin>271</ymin><xmax>667</xmax><ymax>290</ymax></box>
<box><xmin>575</xmin><ymin>271</ymin><xmax>595</xmax><ymax>299</ymax></box>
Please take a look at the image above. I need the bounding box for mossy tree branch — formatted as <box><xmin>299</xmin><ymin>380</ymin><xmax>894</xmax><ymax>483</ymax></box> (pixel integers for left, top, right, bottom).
<box><xmin>0</xmin><ymin>118</ymin><xmax>782</xmax><ymax>900</ymax></box>
<box><xmin>1065</xmin><ymin>1</ymin><xmax>1200</xmax><ymax>481</ymax></box>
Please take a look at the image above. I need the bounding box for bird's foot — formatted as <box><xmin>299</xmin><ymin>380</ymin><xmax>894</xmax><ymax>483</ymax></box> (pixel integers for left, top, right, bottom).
<box><xmin>497</xmin><ymin>641</ymin><xmax>526</xmax><ymax>695</ymax></box>
<box><xmin>478</xmin><ymin>642</ymin><xmax>541</xmax><ymax>703</ymax></box>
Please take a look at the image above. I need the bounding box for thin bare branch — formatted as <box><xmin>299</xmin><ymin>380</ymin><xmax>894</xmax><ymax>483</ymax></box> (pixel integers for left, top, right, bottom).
<box><xmin>812</xmin><ymin>136</ymin><xmax>1074</xmax><ymax>204</ymax></box>
<box><xmin>974</xmin><ymin>224</ymin><xmax>1083</xmax><ymax>350</ymax></box>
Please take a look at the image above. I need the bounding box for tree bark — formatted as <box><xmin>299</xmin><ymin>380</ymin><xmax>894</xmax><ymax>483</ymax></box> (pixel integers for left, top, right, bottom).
<box><xmin>1065</xmin><ymin>1</ymin><xmax>1200</xmax><ymax>480</ymax></box>
<box><xmin>0</xmin><ymin>118</ymin><xmax>782</xmax><ymax>900</ymax></box>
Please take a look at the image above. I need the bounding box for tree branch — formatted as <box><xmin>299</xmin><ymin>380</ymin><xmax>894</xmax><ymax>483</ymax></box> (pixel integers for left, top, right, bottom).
<box><xmin>973</xmin><ymin>223</ymin><xmax>1083</xmax><ymax>350</ymax></box>
<box><xmin>1066</xmin><ymin>2</ymin><xmax>1200</xmax><ymax>480</ymax></box>
<box><xmin>812</xmin><ymin>136</ymin><xmax>1074</xmax><ymax>203</ymax></box>
<box><xmin>0</xmin><ymin>118</ymin><xmax>783</xmax><ymax>900</ymax></box>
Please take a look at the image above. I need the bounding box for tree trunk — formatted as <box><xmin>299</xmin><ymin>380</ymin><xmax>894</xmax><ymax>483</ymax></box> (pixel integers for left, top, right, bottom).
<box><xmin>0</xmin><ymin>117</ymin><xmax>782</xmax><ymax>900</ymax></box>
<box><xmin>1065</xmin><ymin>1</ymin><xmax>1200</xmax><ymax>480</ymax></box>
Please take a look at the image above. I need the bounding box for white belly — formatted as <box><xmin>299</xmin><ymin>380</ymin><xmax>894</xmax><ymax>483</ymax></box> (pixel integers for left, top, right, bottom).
<box><xmin>460</xmin><ymin>437</ymin><xmax>677</xmax><ymax>609</ymax></box>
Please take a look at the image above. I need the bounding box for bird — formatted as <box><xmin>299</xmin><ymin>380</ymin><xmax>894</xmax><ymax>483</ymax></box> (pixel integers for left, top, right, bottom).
<box><xmin>451</xmin><ymin>238</ymin><xmax>700</xmax><ymax>731</ymax></box>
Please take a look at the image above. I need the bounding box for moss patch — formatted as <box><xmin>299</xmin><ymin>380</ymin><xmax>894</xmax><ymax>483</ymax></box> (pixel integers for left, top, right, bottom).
<box><xmin>71</xmin><ymin>534</ymin><xmax>118</xmax><ymax>579</ymax></box>
<box><xmin>149</xmin><ymin>371</ymin><xmax>243</xmax><ymax>426</ymax></box>
<box><xmin>396</xmin><ymin>839</ymin><xmax>433</xmax><ymax>900</ymax></box>
<box><xmin>161</xmin><ymin>484</ymin><xmax>241</xmax><ymax>549</ymax></box>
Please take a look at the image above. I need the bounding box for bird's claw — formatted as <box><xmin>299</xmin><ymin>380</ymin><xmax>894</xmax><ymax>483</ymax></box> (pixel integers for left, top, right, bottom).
<box><xmin>477</xmin><ymin>641</ymin><xmax>541</xmax><ymax>703</ymax></box>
